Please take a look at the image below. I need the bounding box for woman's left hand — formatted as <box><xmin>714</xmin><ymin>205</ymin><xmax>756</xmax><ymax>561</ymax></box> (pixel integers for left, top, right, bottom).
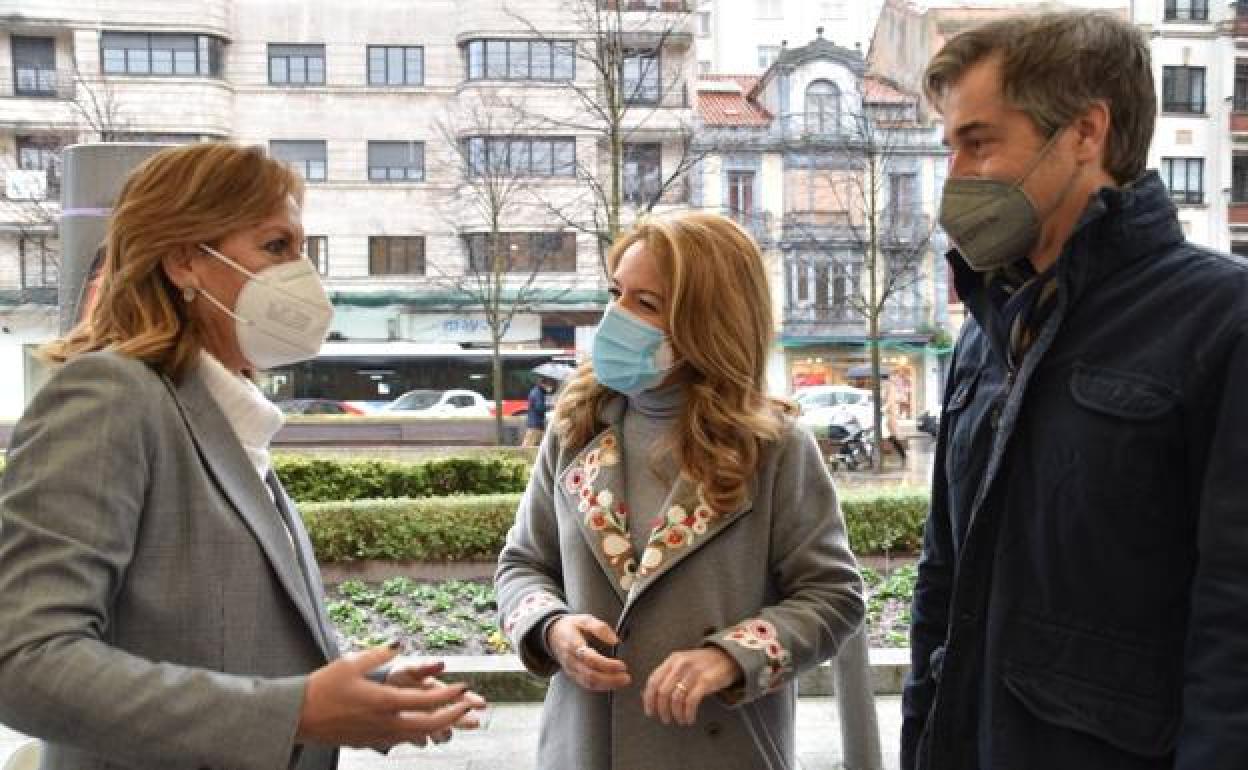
<box><xmin>643</xmin><ymin>646</ymin><xmax>743</xmax><ymax>727</ymax></box>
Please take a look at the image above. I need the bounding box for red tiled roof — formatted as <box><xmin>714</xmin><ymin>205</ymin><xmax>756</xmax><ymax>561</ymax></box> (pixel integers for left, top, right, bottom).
<box><xmin>697</xmin><ymin>75</ymin><xmax>773</xmax><ymax>127</ymax></box>
<box><xmin>864</xmin><ymin>76</ymin><xmax>913</xmax><ymax>105</ymax></box>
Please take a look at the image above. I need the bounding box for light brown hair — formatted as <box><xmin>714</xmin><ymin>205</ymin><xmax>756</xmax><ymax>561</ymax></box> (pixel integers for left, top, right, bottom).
<box><xmin>923</xmin><ymin>10</ymin><xmax>1154</xmax><ymax>184</ymax></box>
<box><xmin>43</xmin><ymin>142</ymin><xmax>304</xmax><ymax>381</ymax></box>
<box><xmin>554</xmin><ymin>211</ymin><xmax>796</xmax><ymax>514</ymax></box>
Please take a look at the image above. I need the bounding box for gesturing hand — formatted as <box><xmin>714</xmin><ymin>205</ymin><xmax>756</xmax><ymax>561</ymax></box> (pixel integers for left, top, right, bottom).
<box><xmin>385</xmin><ymin>659</ymin><xmax>487</xmax><ymax>746</ymax></box>
<box><xmin>545</xmin><ymin>614</ymin><xmax>632</xmax><ymax>692</ymax></box>
<box><xmin>643</xmin><ymin>646</ymin><xmax>742</xmax><ymax>726</ymax></box>
<box><xmin>297</xmin><ymin>644</ymin><xmax>486</xmax><ymax>751</ymax></box>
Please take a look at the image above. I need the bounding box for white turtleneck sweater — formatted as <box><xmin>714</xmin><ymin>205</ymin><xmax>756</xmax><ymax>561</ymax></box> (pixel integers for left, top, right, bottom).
<box><xmin>196</xmin><ymin>351</ymin><xmax>285</xmax><ymax>484</ymax></box>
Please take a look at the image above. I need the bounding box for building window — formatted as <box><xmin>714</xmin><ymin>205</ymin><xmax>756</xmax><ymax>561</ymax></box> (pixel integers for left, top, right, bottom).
<box><xmin>1161</xmin><ymin>157</ymin><xmax>1204</xmax><ymax>204</ymax></box>
<box><xmin>1233</xmin><ymin>155</ymin><xmax>1248</xmax><ymax>203</ymax></box>
<box><xmin>368</xmin><ymin>45</ymin><xmax>423</xmax><ymax>85</ymax></box>
<box><xmin>698</xmin><ymin>60</ymin><xmax>711</xmax><ymax>77</ymax></box>
<box><xmin>304</xmin><ymin>235</ymin><xmax>328</xmax><ymax>275</ymax></box>
<box><xmin>1236</xmin><ymin>60</ymin><xmax>1248</xmax><ymax>112</ymax></box>
<box><xmin>757</xmin><ymin>45</ymin><xmax>781</xmax><ymax>70</ymax></box>
<box><xmin>756</xmin><ymin>0</ymin><xmax>782</xmax><ymax>18</ymax></box>
<box><xmin>101</xmin><ymin>32</ymin><xmax>223</xmax><ymax>77</ymax></box>
<box><xmin>1233</xmin><ymin>242</ymin><xmax>1248</xmax><ymax>258</ymax></box>
<box><xmin>463</xmin><ymin>136</ymin><xmax>576</xmax><ymax>177</ymax></box>
<box><xmin>12</xmin><ymin>37</ymin><xmax>56</xmax><ymax>96</ymax></box>
<box><xmin>1164</xmin><ymin>0</ymin><xmax>1208</xmax><ymax>21</ymax></box>
<box><xmin>888</xmin><ymin>172</ymin><xmax>918</xmax><ymax>229</ymax></box>
<box><xmin>369</xmin><ymin>236</ymin><xmax>425</xmax><ymax>275</ymax></box>
<box><xmin>727</xmin><ymin>170</ymin><xmax>756</xmax><ymax>219</ymax></box>
<box><xmin>270</xmin><ymin>140</ymin><xmax>327</xmax><ymax>181</ymax></box>
<box><xmin>1162</xmin><ymin>66</ymin><xmax>1206</xmax><ymax>113</ymax></box>
<box><xmin>19</xmin><ymin>235</ymin><xmax>56</xmax><ymax>289</ymax></box>
<box><xmin>268</xmin><ymin>44</ymin><xmax>325</xmax><ymax>85</ymax></box>
<box><xmin>623</xmin><ymin>143</ymin><xmax>661</xmax><ymax>204</ymax></box>
<box><xmin>16</xmin><ymin>135</ymin><xmax>64</xmax><ymax>197</ymax></box>
<box><xmin>695</xmin><ymin>12</ymin><xmax>711</xmax><ymax>37</ymax></box>
<box><xmin>464</xmin><ymin>39</ymin><xmax>575</xmax><ymax>81</ymax></box>
<box><xmin>622</xmin><ymin>48</ymin><xmax>660</xmax><ymax>104</ymax></box>
<box><xmin>465</xmin><ymin>232</ymin><xmax>577</xmax><ymax>273</ymax></box>
<box><xmin>806</xmin><ymin>79</ymin><xmax>841</xmax><ymax>134</ymax></box>
<box><xmin>368</xmin><ymin>141</ymin><xmax>425</xmax><ymax>181</ymax></box>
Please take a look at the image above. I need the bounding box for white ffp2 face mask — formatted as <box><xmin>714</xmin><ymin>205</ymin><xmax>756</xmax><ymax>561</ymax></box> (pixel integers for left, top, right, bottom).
<box><xmin>196</xmin><ymin>243</ymin><xmax>334</xmax><ymax>370</ymax></box>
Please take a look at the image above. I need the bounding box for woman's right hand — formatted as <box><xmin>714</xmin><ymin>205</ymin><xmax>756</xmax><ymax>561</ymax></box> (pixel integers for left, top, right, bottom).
<box><xmin>546</xmin><ymin>614</ymin><xmax>632</xmax><ymax>692</ymax></box>
<box><xmin>296</xmin><ymin>644</ymin><xmax>485</xmax><ymax>751</ymax></box>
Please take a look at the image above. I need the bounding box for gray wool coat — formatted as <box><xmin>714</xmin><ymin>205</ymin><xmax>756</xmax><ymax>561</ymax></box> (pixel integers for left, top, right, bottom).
<box><xmin>495</xmin><ymin>398</ymin><xmax>865</xmax><ymax>770</ymax></box>
<box><xmin>0</xmin><ymin>351</ymin><xmax>338</xmax><ymax>770</ymax></box>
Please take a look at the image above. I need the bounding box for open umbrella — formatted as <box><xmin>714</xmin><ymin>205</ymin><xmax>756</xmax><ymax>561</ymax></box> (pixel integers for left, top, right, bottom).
<box><xmin>533</xmin><ymin>362</ymin><xmax>577</xmax><ymax>381</ymax></box>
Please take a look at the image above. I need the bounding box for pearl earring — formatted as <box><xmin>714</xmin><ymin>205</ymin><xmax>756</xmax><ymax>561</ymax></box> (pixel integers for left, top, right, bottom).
<box><xmin>182</xmin><ymin>286</ymin><xmax>197</xmax><ymax>303</ymax></box>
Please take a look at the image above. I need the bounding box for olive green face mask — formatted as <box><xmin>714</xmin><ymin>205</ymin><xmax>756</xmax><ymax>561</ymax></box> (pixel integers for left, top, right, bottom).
<box><xmin>938</xmin><ymin>129</ymin><xmax>1068</xmax><ymax>273</ymax></box>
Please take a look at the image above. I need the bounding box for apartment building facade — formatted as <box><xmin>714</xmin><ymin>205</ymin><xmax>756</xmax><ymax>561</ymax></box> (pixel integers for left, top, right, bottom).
<box><xmin>694</xmin><ymin>32</ymin><xmax>950</xmax><ymax>417</ymax></box>
<box><xmin>0</xmin><ymin>0</ymin><xmax>696</xmax><ymax>415</ymax></box>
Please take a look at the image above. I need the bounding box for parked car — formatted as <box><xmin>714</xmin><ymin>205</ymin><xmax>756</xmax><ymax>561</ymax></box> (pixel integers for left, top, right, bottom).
<box><xmin>274</xmin><ymin>398</ymin><xmax>364</xmax><ymax>416</ymax></box>
<box><xmin>381</xmin><ymin>388</ymin><xmax>494</xmax><ymax>418</ymax></box>
<box><xmin>793</xmin><ymin>385</ymin><xmax>874</xmax><ymax>434</ymax></box>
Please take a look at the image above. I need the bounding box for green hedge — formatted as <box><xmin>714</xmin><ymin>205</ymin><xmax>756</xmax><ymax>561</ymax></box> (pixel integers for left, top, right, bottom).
<box><xmin>299</xmin><ymin>489</ymin><xmax>929</xmax><ymax>564</ymax></box>
<box><xmin>840</xmin><ymin>488</ymin><xmax>930</xmax><ymax>555</ymax></box>
<box><xmin>303</xmin><ymin>494</ymin><xmax>523</xmax><ymax>563</ymax></box>
<box><xmin>274</xmin><ymin>455</ymin><xmax>529</xmax><ymax>503</ymax></box>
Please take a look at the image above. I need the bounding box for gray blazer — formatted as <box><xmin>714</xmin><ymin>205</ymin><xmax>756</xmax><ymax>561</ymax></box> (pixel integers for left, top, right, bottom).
<box><xmin>495</xmin><ymin>399</ymin><xmax>865</xmax><ymax>770</ymax></box>
<box><xmin>0</xmin><ymin>351</ymin><xmax>340</xmax><ymax>769</ymax></box>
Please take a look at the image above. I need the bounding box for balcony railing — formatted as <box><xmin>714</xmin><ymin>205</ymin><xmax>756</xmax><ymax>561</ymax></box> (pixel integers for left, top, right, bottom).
<box><xmin>623</xmin><ymin>81</ymin><xmax>689</xmax><ymax>108</ymax></box>
<box><xmin>783</xmin><ymin>301</ymin><xmax>932</xmax><ymax>335</ymax></box>
<box><xmin>1</xmin><ymin>73</ymin><xmax>75</xmax><ymax>100</ymax></box>
<box><xmin>600</xmin><ymin>0</ymin><xmax>691</xmax><ymax>10</ymax></box>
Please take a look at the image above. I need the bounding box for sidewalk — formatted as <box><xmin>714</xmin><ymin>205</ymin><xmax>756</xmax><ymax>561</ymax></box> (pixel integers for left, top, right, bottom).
<box><xmin>1</xmin><ymin>696</ymin><xmax>903</xmax><ymax>770</ymax></box>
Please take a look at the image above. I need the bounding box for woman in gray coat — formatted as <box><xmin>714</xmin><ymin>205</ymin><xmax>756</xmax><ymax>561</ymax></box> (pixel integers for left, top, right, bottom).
<box><xmin>495</xmin><ymin>211</ymin><xmax>865</xmax><ymax>769</ymax></box>
<box><xmin>0</xmin><ymin>143</ymin><xmax>483</xmax><ymax>769</ymax></box>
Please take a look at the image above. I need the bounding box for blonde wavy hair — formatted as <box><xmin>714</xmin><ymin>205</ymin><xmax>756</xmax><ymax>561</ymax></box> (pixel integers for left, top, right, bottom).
<box><xmin>43</xmin><ymin>142</ymin><xmax>304</xmax><ymax>382</ymax></box>
<box><xmin>553</xmin><ymin>211</ymin><xmax>795</xmax><ymax>513</ymax></box>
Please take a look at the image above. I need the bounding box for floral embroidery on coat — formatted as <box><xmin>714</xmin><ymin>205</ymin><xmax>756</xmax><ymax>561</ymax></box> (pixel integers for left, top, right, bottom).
<box><xmin>564</xmin><ymin>433</ymin><xmax>639</xmax><ymax>590</ymax></box>
<box><xmin>637</xmin><ymin>485</ymin><xmax>719</xmax><ymax>578</ymax></box>
<box><xmin>503</xmin><ymin>591</ymin><xmax>563</xmax><ymax>636</ymax></box>
<box><xmin>721</xmin><ymin>618</ymin><xmax>793</xmax><ymax>693</ymax></box>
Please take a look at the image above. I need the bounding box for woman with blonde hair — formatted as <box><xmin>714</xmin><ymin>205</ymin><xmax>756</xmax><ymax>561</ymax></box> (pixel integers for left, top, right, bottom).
<box><xmin>495</xmin><ymin>210</ymin><xmax>864</xmax><ymax>769</ymax></box>
<box><xmin>0</xmin><ymin>142</ymin><xmax>483</xmax><ymax>770</ymax></box>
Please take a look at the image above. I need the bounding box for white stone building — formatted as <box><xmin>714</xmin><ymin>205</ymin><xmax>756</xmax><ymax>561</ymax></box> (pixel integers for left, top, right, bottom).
<box><xmin>1134</xmin><ymin>0</ymin><xmax>1244</xmax><ymax>254</ymax></box>
<box><xmin>0</xmin><ymin>0</ymin><xmax>696</xmax><ymax>416</ymax></box>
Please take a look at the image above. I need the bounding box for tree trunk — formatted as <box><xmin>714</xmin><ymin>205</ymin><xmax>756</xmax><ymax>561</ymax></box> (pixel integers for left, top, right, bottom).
<box><xmin>492</xmin><ymin>334</ymin><xmax>505</xmax><ymax>446</ymax></box>
<box><xmin>868</xmin><ymin>152</ymin><xmax>885</xmax><ymax>474</ymax></box>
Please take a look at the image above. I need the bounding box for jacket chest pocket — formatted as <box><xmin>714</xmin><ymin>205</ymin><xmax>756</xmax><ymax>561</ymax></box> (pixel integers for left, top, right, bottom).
<box><xmin>1066</xmin><ymin>363</ymin><xmax>1178</xmax><ymax>479</ymax></box>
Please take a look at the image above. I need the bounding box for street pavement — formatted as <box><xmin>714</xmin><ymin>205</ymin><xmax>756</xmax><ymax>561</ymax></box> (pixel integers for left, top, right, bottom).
<box><xmin>0</xmin><ymin>696</ymin><xmax>903</xmax><ymax>769</ymax></box>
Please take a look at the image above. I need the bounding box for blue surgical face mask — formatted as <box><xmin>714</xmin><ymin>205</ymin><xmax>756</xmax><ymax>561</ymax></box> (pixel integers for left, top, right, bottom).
<box><xmin>592</xmin><ymin>302</ymin><xmax>677</xmax><ymax>395</ymax></box>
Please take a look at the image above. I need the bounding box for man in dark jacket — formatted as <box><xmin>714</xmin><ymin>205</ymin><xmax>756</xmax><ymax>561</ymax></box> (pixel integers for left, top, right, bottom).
<box><xmin>905</xmin><ymin>11</ymin><xmax>1248</xmax><ymax>770</ymax></box>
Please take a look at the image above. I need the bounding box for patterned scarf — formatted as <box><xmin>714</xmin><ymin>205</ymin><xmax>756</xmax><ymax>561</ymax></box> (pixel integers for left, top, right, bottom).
<box><xmin>987</xmin><ymin>260</ymin><xmax>1060</xmax><ymax>369</ymax></box>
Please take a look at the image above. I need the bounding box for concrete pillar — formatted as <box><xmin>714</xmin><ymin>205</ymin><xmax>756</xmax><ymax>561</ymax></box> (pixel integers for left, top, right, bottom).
<box><xmin>58</xmin><ymin>143</ymin><xmax>169</xmax><ymax>333</ymax></box>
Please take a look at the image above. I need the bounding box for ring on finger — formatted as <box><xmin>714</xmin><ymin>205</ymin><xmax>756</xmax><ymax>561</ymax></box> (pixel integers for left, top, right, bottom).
<box><xmin>574</xmin><ymin>645</ymin><xmax>590</xmax><ymax>660</ymax></box>
<box><xmin>674</xmin><ymin>681</ymin><xmax>689</xmax><ymax>697</ymax></box>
